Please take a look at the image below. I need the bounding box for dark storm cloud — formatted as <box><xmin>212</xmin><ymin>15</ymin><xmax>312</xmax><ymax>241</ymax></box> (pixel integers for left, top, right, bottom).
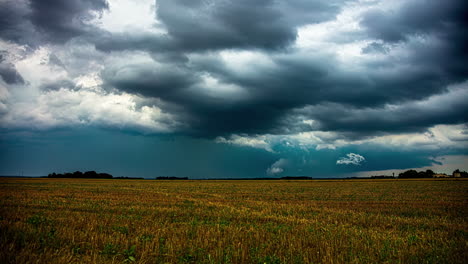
<box><xmin>101</xmin><ymin>62</ymin><xmax>285</xmax><ymax>136</ymax></box>
<box><xmin>96</xmin><ymin>0</ymin><xmax>344</xmax><ymax>53</ymax></box>
<box><xmin>104</xmin><ymin>34</ymin><xmax>468</xmax><ymax>138</ymax></box>
<box><xmin>361</xmin><ymin>0</ymin><xmax>467</xmax><ymax>43</ymax></box>
<box><xmin>2</xmin><ymin>0</ymin><xmax>466</xmax><ymax>141</ymax></box>
<box><xmin>0</xmin><ymin>0</ymin><xmax>108</xmax><ymax>46</ymax></box>
<box><xmin>275</xmin><ymin>0</ymin><xmax>342</xmax><ymax>25</ymax></box>
<box><xmin>361</xmin><ymin>0</ymin><xmax>468</xmax><ymax>81</ymax></box>
<box><xmin>0</xmin><ymin>52</ymin><xmax>24</xmax><ymax>84</ymax></box>
<box><xmin>29</xmin><ymin>0</ymin><xmax>108</xmax><ymax>43</ymax></box>
<box><xmin>0</xmin><ymin>0</ymin><xmax>37</xmax><ymax>45</ymax></box>
<box><xmin>0</xmin><ymin>63</ymin><xmax>24</xmax><ymax>85</ymax></box>
<box><xmin>102</xmin><ymin>63</ymin><xmax>199</xmax><ymax>100</ymax></box>
<box><xmin>157</xmin><ymin>0</ymin><xmax>294</xmax><ymax>51</ymax></box>
<box><xmin>287</xmin><ymin>89</ymin><xmax>468</xmax><ymax>135</ymax></box>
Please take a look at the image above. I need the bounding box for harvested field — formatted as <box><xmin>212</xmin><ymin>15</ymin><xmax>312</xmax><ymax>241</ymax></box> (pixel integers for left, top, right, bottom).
<box><xmin>0</xmin><ymin>178</ymin><xmax>467</xmax><ymax>263</ymax></box>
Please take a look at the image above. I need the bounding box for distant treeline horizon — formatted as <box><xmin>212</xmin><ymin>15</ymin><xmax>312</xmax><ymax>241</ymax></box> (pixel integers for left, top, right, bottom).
<box><xmin>397</xmin><ymin>169</ymin><xmax>467</xmax><ymax>178</ymax></box>
<box><xmin>48</xmin><ymin>171</ymin><xmax>113</xmax><ymax>179</ymax></box>
<box><xmin>46</xmin><ymin>173</ymin><xmax>315</xmax><ymax>180</ymax></box>
<box><xmin>47</xmin><ymin>171</ymin><xmax>143</xmax><ymax>179</ymax></box>
<box><xmin>44</xmin><ymin>170</ymin><xmax>467</xmax><ymax>180</ymax></box>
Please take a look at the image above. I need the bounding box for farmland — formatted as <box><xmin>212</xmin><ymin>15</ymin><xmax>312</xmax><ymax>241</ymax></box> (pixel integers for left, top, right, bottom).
<box><xmin>0</xmin><ymin>178</ymin><xmax>467</xmax><ymax>263</ymax></box>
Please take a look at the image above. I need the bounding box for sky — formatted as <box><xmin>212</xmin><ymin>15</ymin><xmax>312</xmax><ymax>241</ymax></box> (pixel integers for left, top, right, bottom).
<box><xmin>0</xmin><ymin>0</ymin><xmax>467</xmax><ymax>178</ymax></box>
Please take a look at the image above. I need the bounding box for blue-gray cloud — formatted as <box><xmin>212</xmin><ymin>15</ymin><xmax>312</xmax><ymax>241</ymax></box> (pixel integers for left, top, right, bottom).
<box><xmin>0</xmin><ymin>0</ymin><xmax>467</xmax><ymax>178</ymax></box>
<box><xmin>0</xmin><ymin>0</ymin><xmax>108</xmax><ymax>46</ymax></box>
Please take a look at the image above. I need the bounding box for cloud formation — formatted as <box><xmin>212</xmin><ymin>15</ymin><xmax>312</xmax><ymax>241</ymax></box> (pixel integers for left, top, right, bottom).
<box><xmin>0</xmin><ymin>0</ymin><xmax>467</xmax><ymax>177</ymax></box>
<box><xmin>337</xmin><ymin>153</ymin><xmax>366</xmax><ymax>166</ymax></box>
<box><xmin>1</xmin><ymin>0</ymin><xmax>466</xmax><ymax>139</ymax></box>
<box><xmin>267</xmin><ymin>158</ymin><xmax>287</xmax><ymax>175</ymax></box>
<box><xmin>0</xmin><ymin>0</ymin><xmax>108</xmax><ymax>46</ymax></box>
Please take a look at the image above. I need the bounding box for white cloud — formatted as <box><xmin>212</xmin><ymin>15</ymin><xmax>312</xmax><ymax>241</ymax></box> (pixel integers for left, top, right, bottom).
<box><xmin>0</xmin><ymin>38</ymin><xmax>184</xmax><ymax>133</ymax></box>
<box><xmin>218</xmin><ymin>50</ymin><xmax>276</xmax><ymax>76</ymax></box>
<box><xmin>336</xmin><ymin>153</ymin><xmax>366</xmax><ymax>165</ymax></box>
<box><xmin>267</xmin><ymin>167</ymin><xmax>283</xmax><ymax>175</ymax></box>
<box><xmin>0</xmin><ymin>79</ymin><xmax>10</xmax><ymax>114</ymax></box>
<box><xmin>267</xmin><ymin>158</ymin><xmax>288</xmax><ymax>175</ymax></box>
<box><xmin>215</xmin><ymin>121</ymin><xmax>468</xmax><ymax>154</ymax></box>
<box><xmin>215</xmin><ymin>134</ymin><xmax>273</xmax><ymax>152</ymax></box>
<box><xmin>14</xmin><ymin>47</ymin><xmax>68</xmax><ymax>87</ymax></box>
<box><xmin>191</xmin><ymin>73</ymin><xmax>250</xmax><ymax>102</ymax></box>
<box><xmin>364</xmin><ymin>124</ymin><xmax>468</xmax><ymax>150</ymax></box>
<box><xmin>1</xmin><ymin>86</ymin><xmax>181</xmax><ymax>133</ymax></box>
<box><xmin>94</xmin><ymin>0</ymin><xmax>163</xmax><ymax>34</ymax></box>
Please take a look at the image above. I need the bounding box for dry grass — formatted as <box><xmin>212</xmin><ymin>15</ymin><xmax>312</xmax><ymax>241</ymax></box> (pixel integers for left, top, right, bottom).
<box><xmin>0</xmin><ymin>178</ymin><xmax>467</xmax><ymax>263</ymax></box>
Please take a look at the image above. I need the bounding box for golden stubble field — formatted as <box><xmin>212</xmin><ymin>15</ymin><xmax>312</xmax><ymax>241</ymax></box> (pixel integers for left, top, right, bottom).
<box><xmin>0</xmin><ymin>178</ymin><xmax>467</xmax><ymax>263</ymax></box>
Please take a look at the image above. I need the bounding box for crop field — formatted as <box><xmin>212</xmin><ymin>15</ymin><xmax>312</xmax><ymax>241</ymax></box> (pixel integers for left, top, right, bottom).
<box><xmin>0</xmin><ymin>178</ymin><xmax>467</xmax><ymax>263</ymax></box>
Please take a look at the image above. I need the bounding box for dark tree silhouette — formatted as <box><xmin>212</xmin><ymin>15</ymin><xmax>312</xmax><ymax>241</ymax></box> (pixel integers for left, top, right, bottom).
<box><xmin>398</xmin><ymin>170</ymin><xmax>420</xmax><ymax>178</ymax></box>
<box><xmin>453</xmin><ymin>169</ymin><xmax>468</xmax><ymax>178</ymax></box>
<box><xmin>398</xmin><ymin>169</ymin><xmax>441</xmax><ymax>178</ymax></box>
<box><xmin>48</xmin><ymin>171</ymin><xmax>113</xmax><ymax>179</ymax></box>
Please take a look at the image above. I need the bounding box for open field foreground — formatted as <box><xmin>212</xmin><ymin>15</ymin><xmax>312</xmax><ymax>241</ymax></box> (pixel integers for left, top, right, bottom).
<box><xmin>0</xmin><ymin>178</ymin><xmax>467</xmax><ymax>264</ymax></box>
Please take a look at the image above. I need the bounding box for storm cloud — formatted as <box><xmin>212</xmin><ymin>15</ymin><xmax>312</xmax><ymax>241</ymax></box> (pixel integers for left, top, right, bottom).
<box><xmin>89</xmin><ymin>0</ymin><xmax>468</xmax><ymax>139</ymax></box>
<box><xmin>0</xmin><ymin>0</ymin><xmax>108</xmax><ymax>46</ymax></box>
<box><xmin>95</xmin><ymin>0</ymin><xmax>343</xmax><ymax>53</ymax></box>
<box><xmin>0</xmin><ymin>52</ymin><xmax>24</xmax><ymax>84</ymax></box>
<box><xmin>0</xmin><ymin>0</ymin><xmax>467</xmax><ymax>177</ymax></box>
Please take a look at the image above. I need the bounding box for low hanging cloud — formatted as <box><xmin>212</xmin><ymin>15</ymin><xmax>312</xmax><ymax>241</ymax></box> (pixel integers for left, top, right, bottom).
<box><xmin>266</xmin><ymin>158</ymin><xmax>288</xmax><ymax>175</ymax></box>
<box><xmin>215</xmin><ymin>134</ymin><xmax>273</xmax><ymax>152</ymax></box>
<box><xmin>336</xmin><ymin>153</ymin><xmax>366</xmax><ymax>166</ymax></box>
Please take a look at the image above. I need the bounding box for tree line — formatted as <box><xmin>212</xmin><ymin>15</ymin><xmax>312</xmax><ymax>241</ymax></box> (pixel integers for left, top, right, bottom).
<box><xmin>48</xmin><ymin>171</ymin><xmax>113</xmax><ymax>179</ymax></box>
<box><xmin>398</xmin><ymin>169</ymin><xmax>467</xmax><ymax>178</ymax></box>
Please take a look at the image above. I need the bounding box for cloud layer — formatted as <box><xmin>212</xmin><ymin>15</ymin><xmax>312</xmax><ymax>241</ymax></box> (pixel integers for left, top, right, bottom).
<box><xmin>0</xmin><ymin>0</ymin><xmax>467</xmax><ymax>177</ymax></box>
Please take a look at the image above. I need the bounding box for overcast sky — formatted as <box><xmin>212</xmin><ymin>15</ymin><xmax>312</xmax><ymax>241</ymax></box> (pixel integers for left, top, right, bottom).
<box><xmin>0</xmin><ymin>0</ymin><xmax>467</xmax><ymax>178</ymax></box>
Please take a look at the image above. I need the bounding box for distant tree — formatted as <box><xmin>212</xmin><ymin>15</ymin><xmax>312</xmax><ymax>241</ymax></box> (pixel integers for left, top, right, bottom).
<box><xmin>280</xmin><ymin>176</ymin><xmax>313</xmax><ymax>180</ymax></box>
<box><xmin>156</xmin><ymin>176</ymin><xmax>188</xmax><ymax>180</ymax></box>
<box><xmin>370</xmin><ymin>175</ymin><xmax>395</xmax><ymax>179</ymax></box>
<box><xmin>399</xmin><ymin>169</ymin><xmax>436</xmax><ymax>178</ymax></box>
<box><xmin>453</xmin><ymin>169</ymin><xmax>468</xmax><ymax>178</ymax></box>
<box><xmin>47</xmin><ymin>170</ymin><xmax>113</xmax><ymax>179</ymax></box>
<box><xmin>398</xmin><ymin>170</ymin><xmax>419</xmax><ymax>178</ymax></box>
<box><xmin>98</xmin><ymin>173</ymin><xmax>113</xmax><ymax>179</ymax></box>
<box><xmin>84</xmin><ymin>171</ymin><xmax>98</xmax><ymax>178</ymax></box>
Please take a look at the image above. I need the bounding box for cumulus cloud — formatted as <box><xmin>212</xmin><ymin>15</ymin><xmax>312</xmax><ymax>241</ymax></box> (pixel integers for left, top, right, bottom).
<box><xmin>267</xmin><ymin>158</ymin><xmax>288</xmax><ymax>175</ymax></box>
<box><xmin>215</xmin><ymin>134</ymin><xmax>273</xmax><ymax>152</ymax></box>
<box><xmin>0</xmin><ymin>86</ymin><xmax>182</xmax><ymax>133</ymax></box>
<box><xmin>0</xmin><ymin>41</ymin><xmax>182</xmax><ymax>133</ymax></box>
<box><xmin>337</xmin><ymin>153</ymin><xmax>366</xmax><ymax>166</ymax></box>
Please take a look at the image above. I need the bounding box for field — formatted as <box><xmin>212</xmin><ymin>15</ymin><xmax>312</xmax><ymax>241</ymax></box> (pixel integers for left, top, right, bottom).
<box><xmin>0</xmin><ymin>178</ymin><xmax>467</xmax><ymax>263</ymax></box>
